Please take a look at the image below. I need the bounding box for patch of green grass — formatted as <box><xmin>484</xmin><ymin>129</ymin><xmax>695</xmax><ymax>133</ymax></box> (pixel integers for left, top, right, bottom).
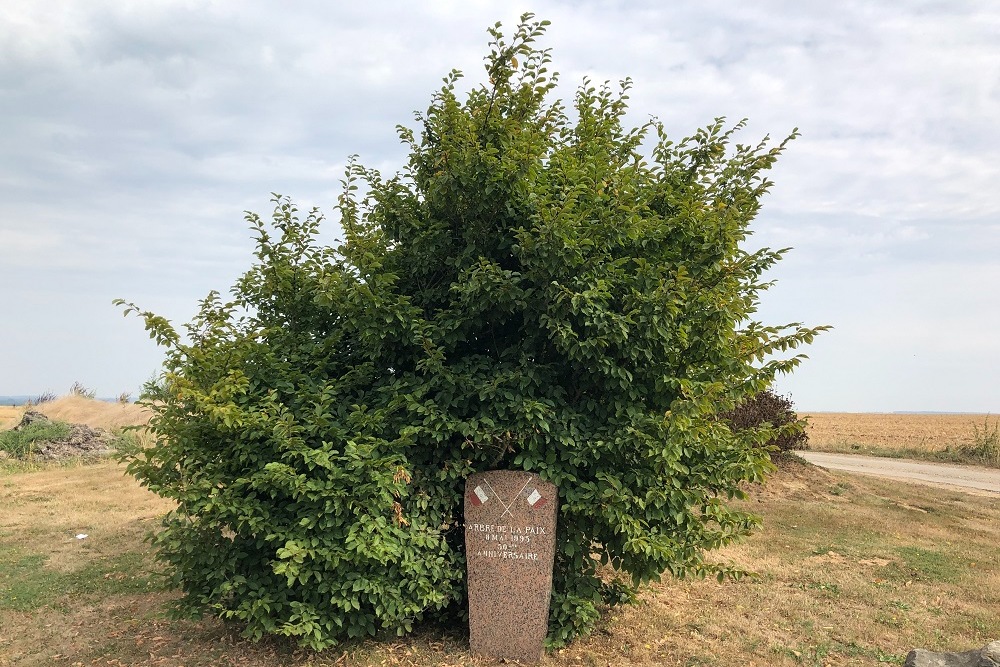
<box><xmin>111</xmin><ymin>429</ymin><xmax>146</xmax><ymax>458</ymax></box>
<box><xmin>73</xmin><ymin>552</ymin><xmax>162</xmax><ymax>597</ymax></box>
<box><xmin>837</xmin><ymin>640</ymin><xmax>905</xmax><ymax>664</ymax></box>
<box><xmin>0</xmin><ymin>419</ymin><xmax>70</xmax><ymax>458</ymax></box>
<box><xmin>822</xmin><ymin>419</ymin><xmax>1000</xmax><ymax>468</ymax></box>
<box><xmin>971</xmin><ymin>616</ymin><xmax>1000</xmax><ymax>640</ymax></box>
<box><xmin>776</xmin><ymin>641</ymin><xmax>839</xmax><ymax>667</ymax></box>
<box><xmin>806</xmin><ymin>581</ymin><xmax>841</xmax><ymax>596</ymax></box>
<box><xmin>890</xmin><ymin>546</ymin><xmax>960</xmax><ymax>583</ymax></box>
<box><xmin>0</xmin><ymin>456</ymin><xmax>97</xmax><ymax>475</ymax></box>
<box><xmin>874</xmin><ymin>610</ymin><xmax>907</xmax><ymax>628</ymax></box>
<box><xmin>829</xmin><ymin>481</ymin><xmax>851</xmax><ymax>495</ymax></box>
<box><xmin>838</xmin><ymin>444</ymin><xmax>971</xmax><ymax>464</ymax></box>
<box><xmin>0</xmin><ymin>546</ymin><xmax>162</xmax><ymax>612</ymax></box>
<box><xmin>0</xmin><ymin>553</ymin><xmax>50</xmax><ymax>610</ymax></box>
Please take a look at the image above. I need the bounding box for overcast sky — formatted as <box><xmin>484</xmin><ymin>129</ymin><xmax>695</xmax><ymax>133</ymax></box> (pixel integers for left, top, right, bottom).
<box><xmin>2</xmin><ymin>0</ymin><xmax>998</xmax><ymax>412</ymax></box>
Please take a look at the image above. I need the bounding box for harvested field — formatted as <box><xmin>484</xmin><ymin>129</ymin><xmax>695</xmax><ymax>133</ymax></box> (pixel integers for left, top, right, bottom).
<box><xmin>802</xmin><ymin>412</ymin><xmax>992</xmax><ymax>455</ymax></box>
<box><xmin>0</xmin><ymin>406</ymin><xmax>19</xmax><ymax>430</ymax></box>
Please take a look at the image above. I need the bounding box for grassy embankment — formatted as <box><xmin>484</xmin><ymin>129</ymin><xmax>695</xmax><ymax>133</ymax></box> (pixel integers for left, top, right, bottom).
<box><xmin>1</xmin><ymin>400</ymin><xmax>997</xmax><ymax>666</ymax></box>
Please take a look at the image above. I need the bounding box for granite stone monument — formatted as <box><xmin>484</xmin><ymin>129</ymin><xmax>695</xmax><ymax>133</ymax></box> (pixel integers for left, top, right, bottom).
<box><xmin>465</xmin><ymin>470</ymin><xmax>558</xmax><ymax>664</ymax></box>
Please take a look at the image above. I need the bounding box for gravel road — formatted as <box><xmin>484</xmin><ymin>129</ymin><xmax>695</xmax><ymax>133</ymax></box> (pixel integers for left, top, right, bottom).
<box><xmin>798</xmin><ymin>451</ymin><xmax>1000</xmax><ymax>495</ymax></box>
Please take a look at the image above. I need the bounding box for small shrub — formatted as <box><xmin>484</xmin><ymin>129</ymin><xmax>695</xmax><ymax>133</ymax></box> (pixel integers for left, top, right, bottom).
<box><xmin>69</xmin><ymin>382</ymin><xmax>96</xmax><ymax>399</ymax></box>
<box><xmin>960</xmin><ymin>417</ymin><xmax>1000</xmax><ymax>467</ymax></box>
<box><xmin>724</xmin><ymin>389</ymin><xmax>808</xmax><ymax>456</ymax></box>
<box><xmin>117</xmin><ymin>392</ymin><xmax>132</xmax><ymax>404</ymax></box>
<box><xmin>138</xmin><ymin>374</ymin><xmax>167</xmax><ymax>402</ymax></box>
<box><xmin>112</xmin><ymin>429</ymin><xmax>149</xmax><ymax>458</ymax></box>
<box><xmin>116</xmin><ymin>14</ymin><xmax>826</xmax><ymax>650</ymax></box>
<box><xmin>28</xmin><ymin>392</ymin><xmax>57</xmax><ymax>406</ymax></box>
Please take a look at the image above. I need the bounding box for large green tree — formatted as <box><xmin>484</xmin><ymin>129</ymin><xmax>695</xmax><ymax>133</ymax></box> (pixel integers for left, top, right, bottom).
<box><xmin>119</xmin><ymin>15</ymin><xmax>826</xmax><ymax>650</ymax></box>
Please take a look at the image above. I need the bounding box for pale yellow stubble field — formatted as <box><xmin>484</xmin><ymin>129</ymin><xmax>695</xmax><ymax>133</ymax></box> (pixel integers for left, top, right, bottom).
<box><xmin>3</xmin><ymin>402</ymin><xmax>992</xmax><ymax>454</ymax></box>
<box><xmin>802</xmin><ymin>412</ymin><xmax>993</xmax><ymax>454</ymax></box>
<box><xmin>0</xmin><ymin>404</ymin><xmax>20</xmax><ymax>429</ymax></box>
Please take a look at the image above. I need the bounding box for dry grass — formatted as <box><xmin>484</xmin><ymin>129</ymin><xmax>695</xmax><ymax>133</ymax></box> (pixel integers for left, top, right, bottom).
<box><xmin>0</xmin><ymin>396</ymin><xmax>151</xmax><ymax>434</ymax></box>
<box><xmin>0</xmin><ymin>462</ymin><xmax>173</xmax><ymax>574</ymax></box>
<box><xmin>1</xmin><ymin>459</ymin><xmax>997</xmax><ymax>667</ymax></box>
<box><xmin>0</xmin><ymin>406</ymin><xmax>20</xmax><ymax>430</ymax></box>
<box><xmin>803</xmin><ymin>412</ymin><xmax>992</xmax><ymax>456</ymax></box>
<box><xmin>593</xmin><ymin>465</ymin><xmax>1000</xmax><ymax>667</ymax></box>
<box><xmin>30</xmin><ymin>395</ymin><xmax>152</xmax><ymax>432</ymax></box>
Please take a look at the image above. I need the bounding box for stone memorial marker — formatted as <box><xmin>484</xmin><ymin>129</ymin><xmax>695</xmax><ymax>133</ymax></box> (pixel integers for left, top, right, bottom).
<box><xmin>465</xmin><ymin>470</ymin><xmax>558</xmax><ymax>664</ymax></box>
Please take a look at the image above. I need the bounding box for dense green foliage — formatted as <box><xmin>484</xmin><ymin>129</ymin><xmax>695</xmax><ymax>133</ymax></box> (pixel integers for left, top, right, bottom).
<box><xmin>117</xmin><ymin>15</ymin><xmax>826</xmax><ymax>650</ymax></box>
<box><xmin>723</xmin><ymin>389</ymin><xmax>809</xmax><ymax>455</ymax></box>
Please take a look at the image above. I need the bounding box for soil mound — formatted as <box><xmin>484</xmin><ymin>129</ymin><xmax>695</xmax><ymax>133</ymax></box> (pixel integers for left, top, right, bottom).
<box><xmin>12</xmin><ymin>410</ymin><xmax>115</xmax><ymax>460</ymax></box>
<box><xmin>742</xmin><ymin>453</ymin><xmax>838</xmax><ymax>502</ymax></box>
<box><xmin>34</xmin><ymin>395</ymin><xmax>151</xmax><ymax>431</ymax></box>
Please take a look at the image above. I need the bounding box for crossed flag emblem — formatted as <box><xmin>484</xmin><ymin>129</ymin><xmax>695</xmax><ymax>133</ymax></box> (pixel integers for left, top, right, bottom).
<box><xmin>468</xmin><ymin>474</ymin><xmax>548</xmax><ymax>516</ymax></box>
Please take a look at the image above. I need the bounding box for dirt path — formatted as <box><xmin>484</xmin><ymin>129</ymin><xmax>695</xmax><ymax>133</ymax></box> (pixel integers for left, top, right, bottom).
<box><xmin>798</xmin><ymin>451</ymin><xmax>1000</xmax><ymax>495</ymax></box>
